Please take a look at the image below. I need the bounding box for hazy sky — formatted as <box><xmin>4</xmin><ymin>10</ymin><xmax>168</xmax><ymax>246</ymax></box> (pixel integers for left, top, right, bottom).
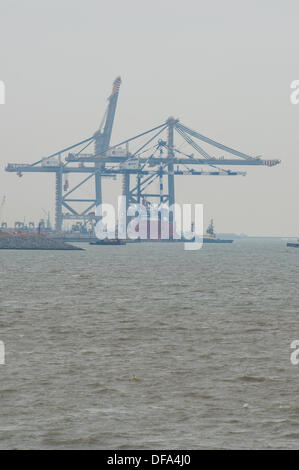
<box><xmin>0</xmin><ymin>0</ymin><xmax>299</xmax><ymax>235</ymax></box>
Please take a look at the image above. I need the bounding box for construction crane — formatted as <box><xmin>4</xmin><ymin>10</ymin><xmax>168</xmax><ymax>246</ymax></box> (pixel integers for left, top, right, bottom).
<box><xmin>5</xmin><ymin>79</ymin><xmax>280</xmax><ymax>233</ymax></box>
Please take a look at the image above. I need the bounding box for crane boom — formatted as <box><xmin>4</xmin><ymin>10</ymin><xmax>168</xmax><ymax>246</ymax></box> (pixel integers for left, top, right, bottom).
<box><xmin>94</xmin><ymin>76</ymin><xmax>121</xmax><ymax>155</ymax></box>
<box><xmin>102</xmin><ymin>76</ymin><xmax>121</xmax><ymax>152</ymax></box>
<box><xmin>93</xmin><ymin>76</ymin><xmax>121</xmax><ymax>207</ymax></box>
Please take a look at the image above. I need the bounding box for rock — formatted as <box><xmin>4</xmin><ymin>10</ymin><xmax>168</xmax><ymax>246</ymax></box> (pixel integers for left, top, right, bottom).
<box><xmin>0</xmin><ymin>234</ymin><xmax>83</xmax><ymax>250</ymax></box>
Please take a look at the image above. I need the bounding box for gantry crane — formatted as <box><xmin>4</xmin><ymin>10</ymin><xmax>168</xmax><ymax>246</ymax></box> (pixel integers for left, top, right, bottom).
<box><xmin>5</xmin><ymin>78</ymin><xmax>280</xmax><ymax>232</ymax></box>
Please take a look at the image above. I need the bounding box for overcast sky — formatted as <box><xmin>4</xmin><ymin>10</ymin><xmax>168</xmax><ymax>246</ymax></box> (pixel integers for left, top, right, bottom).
<box><xmin>0</xmin><ymin>0</ymin><xmax>298</xmax><ymax>235</ymax></box>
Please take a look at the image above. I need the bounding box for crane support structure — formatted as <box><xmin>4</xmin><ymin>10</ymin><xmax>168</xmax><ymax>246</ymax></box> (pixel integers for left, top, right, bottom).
<box><xmin>93</xmin><ymin>76</ymin><xmax>122</xmax><ymax>208</ymax></box>
<box><xmin>5</xmin><ymin>78</ymin><xmax>280</xmax><ymax>231</ymax></box>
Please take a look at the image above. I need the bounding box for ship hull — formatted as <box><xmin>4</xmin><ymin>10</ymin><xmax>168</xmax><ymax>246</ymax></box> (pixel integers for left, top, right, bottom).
<box><xmin>203</xmin><ymin>238</ymin><xmax>233</xmax><ymax>243</ymax></box>
<box><xmin>90</xmin><ymin>239</ymin><xmax>126</xmax><ymax>246</ymax></box>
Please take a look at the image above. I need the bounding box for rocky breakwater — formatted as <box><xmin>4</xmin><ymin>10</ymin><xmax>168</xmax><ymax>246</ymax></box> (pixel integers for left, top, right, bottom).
<box><xmin>0</xmin><ymin>231</ymin><xmax>83</xmax><ymax>250</ymax></box>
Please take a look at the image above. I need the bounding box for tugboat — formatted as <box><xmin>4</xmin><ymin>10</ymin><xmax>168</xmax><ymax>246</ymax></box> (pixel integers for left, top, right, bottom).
<box><xmin>203</xmin><ymin>219</ymin><xmax>233</xmax><ymax>244</ymax></box>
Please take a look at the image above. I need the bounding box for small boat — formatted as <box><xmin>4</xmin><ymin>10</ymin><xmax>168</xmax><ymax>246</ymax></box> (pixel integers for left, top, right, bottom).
<box><xmin>90</xmin><ymin>238</ymin><xmax>126</xmax><ymax>246</ymax></box>
<box><xmin>287</xmin><ymin>239</ymin><xmax>299</xmax><ymax>248</ymax></box>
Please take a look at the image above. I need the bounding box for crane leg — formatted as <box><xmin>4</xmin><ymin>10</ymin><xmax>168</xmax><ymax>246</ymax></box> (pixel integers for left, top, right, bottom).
<box><xmin>167</xmin><ymin>118</ymin><xmax>175</xmax><ymax>236</ymax></box>
<box><xmin>95</xmin><ymin>166</ymin><xmax>102</xmax><ymax>207</ymax></box>
<box><xmin>55</xmin><ymin>168</ymin><xmax>63</xmax><ymax>231</ymax></box>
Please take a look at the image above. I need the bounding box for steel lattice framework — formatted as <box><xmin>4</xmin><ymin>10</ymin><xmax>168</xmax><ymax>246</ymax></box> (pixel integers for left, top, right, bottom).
<box><xmin>5</xmin><ymin>78</ymin><xmax>280</xmax><ymax>232</ymax></box>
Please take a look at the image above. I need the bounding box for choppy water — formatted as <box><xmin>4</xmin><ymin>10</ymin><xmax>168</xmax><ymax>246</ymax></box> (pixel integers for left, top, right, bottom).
<box><xmin>0</xmin><ymin>240</ymin><xmax>299</xmax><ymax>449</ymax></box>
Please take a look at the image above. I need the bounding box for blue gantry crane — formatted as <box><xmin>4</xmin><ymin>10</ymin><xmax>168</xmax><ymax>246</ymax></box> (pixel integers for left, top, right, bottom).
<box><xmin>5</xmin><ymin>78</ymin><xmax>280</xmax><ymax>232</ymax></box>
